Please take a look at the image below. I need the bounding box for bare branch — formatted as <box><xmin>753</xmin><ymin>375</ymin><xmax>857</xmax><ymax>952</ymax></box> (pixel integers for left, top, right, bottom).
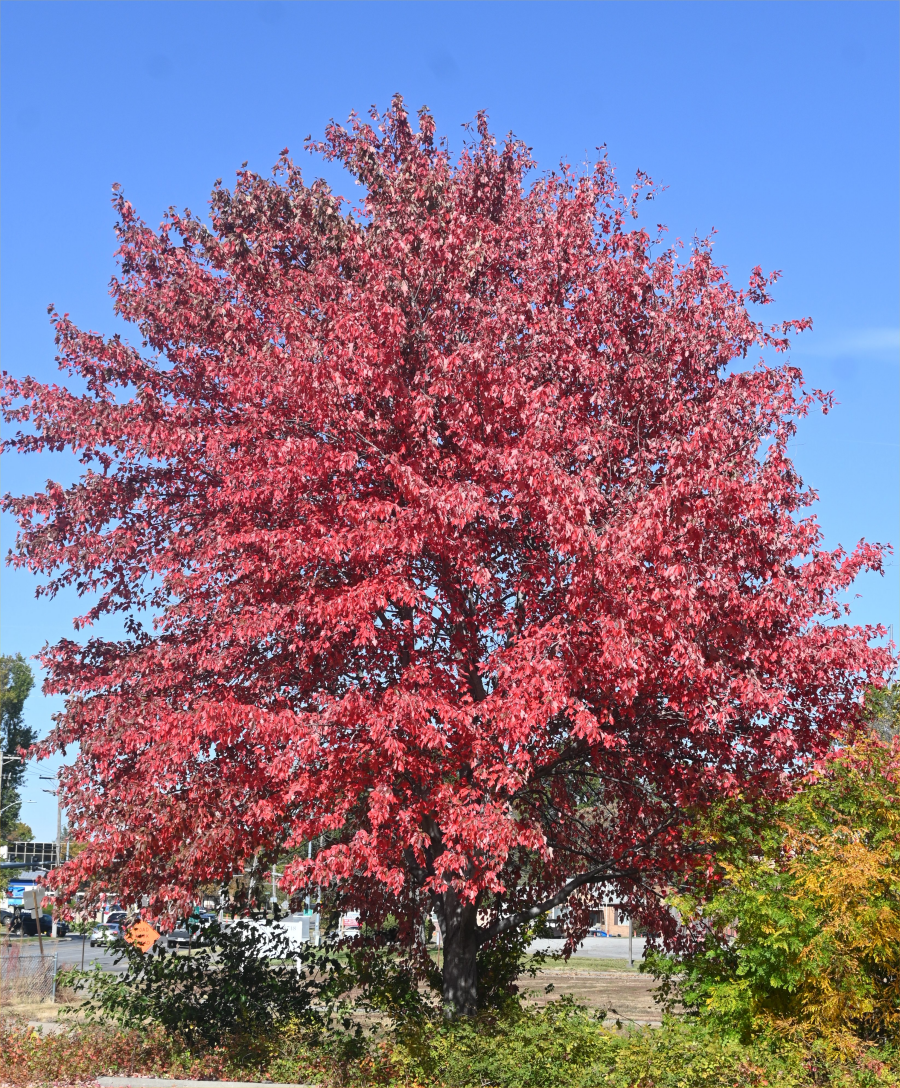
<box><xmin>483</xmin><ymin>863</ymin><xmax>641</xmax><ymax>943</ymax></box>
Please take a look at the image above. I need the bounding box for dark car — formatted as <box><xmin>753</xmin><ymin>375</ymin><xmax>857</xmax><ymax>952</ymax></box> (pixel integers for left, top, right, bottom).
<box><xmin>105</xmin><ymin>911</ymin><xmax>128</xmax><ymax>926</ymax></box>
<box><xmin>39</xmin><ymin>914</ymin><xmax>69</xmax><ymax>937</ymax></box>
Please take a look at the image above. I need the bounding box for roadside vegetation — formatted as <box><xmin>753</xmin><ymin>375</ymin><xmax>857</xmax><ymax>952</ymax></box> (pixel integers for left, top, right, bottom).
<box><xmin>2</xmin><ymin>1000</ymin><xmax>897</xmax><ymax>1087</ymax></box>
<box><xmin>3</xmin><ymin>714</ymin><xmax>897</xmax><ymax>1087</ymax></box>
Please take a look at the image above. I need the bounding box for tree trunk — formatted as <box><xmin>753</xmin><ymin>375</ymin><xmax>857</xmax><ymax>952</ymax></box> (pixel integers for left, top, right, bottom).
<box><xmin>438</xmin><ymin>892</ymin><xmax>479</xmax><ymax>1017</ymax></box>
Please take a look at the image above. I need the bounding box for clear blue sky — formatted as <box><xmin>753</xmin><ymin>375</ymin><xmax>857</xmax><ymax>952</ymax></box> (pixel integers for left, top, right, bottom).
<box><xmin>2</xmin><ymin>0</ymin><xmax>898</xmax><ymax>840</ymax></box>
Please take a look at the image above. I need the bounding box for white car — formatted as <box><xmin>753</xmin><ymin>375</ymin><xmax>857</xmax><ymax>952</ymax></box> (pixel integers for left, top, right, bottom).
<box><xmin>280</xmin><ymin>912</ymin><xmax>316</xmax><ymax>950</ymax></box>
<box><xmin>89</xmin><ymin>922</ymin><xmax>123</xmax><ymax>946</ymax></box>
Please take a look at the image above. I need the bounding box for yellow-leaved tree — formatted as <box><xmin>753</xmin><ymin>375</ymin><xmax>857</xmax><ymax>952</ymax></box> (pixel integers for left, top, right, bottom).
<box><xmin>648</xmin><ymin>684</ymin><xmax>900</xmax><ymax>1054</ymax></box>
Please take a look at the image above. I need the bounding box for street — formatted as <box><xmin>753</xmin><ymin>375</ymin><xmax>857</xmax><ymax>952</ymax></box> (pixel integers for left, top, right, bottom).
<box><xmin>3</xmin><ymin>932</ymin><xmax>647</xmax><ymax>982</ymax></box>
<box><xmin>528</xmin><ymin>935</ymin><xmax>647</xmax><ymax>961</ymax></box>
<box><xmin>4</xmin><ymin>936</ymin><xmax>129</xmax><ymax>974</ymax></box>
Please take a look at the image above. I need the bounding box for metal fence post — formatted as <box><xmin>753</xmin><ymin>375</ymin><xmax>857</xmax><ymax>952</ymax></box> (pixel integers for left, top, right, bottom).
<box><xmin>52</xmin><ymin>950</ymin><xmax>58</xmax><ymax>1003</ymax></box>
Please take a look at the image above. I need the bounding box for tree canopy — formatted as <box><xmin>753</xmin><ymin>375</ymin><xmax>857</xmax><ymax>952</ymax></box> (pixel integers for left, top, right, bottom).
<box><xmin>1</xmin><ymin>98</ymin><xmax>890</xmax><ymax>1014</ymax></box>
<box><xmin>0</xmin><ymin>653</ymin><xmax>36</xmax><ymax>840</ymax></box>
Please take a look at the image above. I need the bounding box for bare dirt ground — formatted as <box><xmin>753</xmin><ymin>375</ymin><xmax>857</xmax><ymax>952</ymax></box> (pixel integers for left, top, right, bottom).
<box><xmin>3</xmin><ymin>958</ymin><xmax>668</xmax><ymax>1034</ymax></box>
<box><xmin>1</xmin><ymin>1000</ymin><xmax>73</xmax><ymax>1035</ymax></box>
<box><xmin>514</xmin><ymin>953</ymin><xmax>666</xmax><ymax>1026</ymax></box>
<box><xmin>524</xmin><ymin>969</ymin><xmax>664</xmax><ymax>1025</ymax></box>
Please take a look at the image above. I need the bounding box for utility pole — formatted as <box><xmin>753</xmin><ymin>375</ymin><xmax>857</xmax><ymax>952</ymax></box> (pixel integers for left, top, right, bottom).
<box><xmin>0</xmin><ymin>750</ymin><xmax>25</xmax><ymax>1014</ymax></box>
<box><xmin>55</xmin><ymin>791</ymin><xmax>61</xmax><ymax>938</ymax></box>
<box><xmin>306</xmin><ymin>839</ymin><xmax>312</xmax><ymax>914</ymax></box>
<box><xmin>317</xmin><ymin>834</ymin><xmax>323</xmax><ymax>945</ymax></box>
<box><xmin>41</xmin><ymin>775</ymin><xmax>61</xmax><ymax>938</ymax></box>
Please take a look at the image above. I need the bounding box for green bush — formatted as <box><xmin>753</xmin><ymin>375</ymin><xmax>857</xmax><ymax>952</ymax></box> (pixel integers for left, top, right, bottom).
<box><xmin>644</xmin><ymin>733</ymin><xmax>900</xmax><ymax>1052</ymax></box>
<box><xmin>68</xmin><ymin>918</ymin><xmax>344</xmax><ymax>1053</ymax></box>
<box><xmin>374</xmin><ymin>1002</ymin><xmax>898</xmax><ymax>1088</ymax></box>
<box><xmin>388</xmin><ymin>995</ymin><xmax>615</xmax><ymax>1087</ymax></box>
<box><xmin>70</xmin><ymin>912</ymin><xmax>557</xmax><ymax>1056</ymax></box>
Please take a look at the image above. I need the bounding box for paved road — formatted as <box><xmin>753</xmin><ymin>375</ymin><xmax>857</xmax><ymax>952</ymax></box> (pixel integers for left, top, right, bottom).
<box><xmin>8</xmin><ymin>933</ymin><xmax>646</xmax><ymax>975</ymax></box>
<box><xmin>528</xmin><ymin>935</ymin><xmax>647</xmax><ymax>961</ymax></box>
<box><xmin>5</xmin><ymin>936</ymin><xmax>129</xmax><ymax>973</ymax></box>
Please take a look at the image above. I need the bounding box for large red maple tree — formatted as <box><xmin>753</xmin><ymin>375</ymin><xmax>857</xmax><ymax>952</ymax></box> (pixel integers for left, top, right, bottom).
<box><xmin>2</xmin><ymin>99</ymin><xmax>890</xmax><ymax>1014</ymax></box>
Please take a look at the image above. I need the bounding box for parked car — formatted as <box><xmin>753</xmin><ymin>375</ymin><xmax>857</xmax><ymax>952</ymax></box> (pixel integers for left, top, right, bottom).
<box><xmin>0</xmin><ymin>908</ymin><xmax>14</xmax><ymax>926</ymax></box>
<box><xmin>89</xmin><ymin>922</ymin><xmax>123</xmax><ymax>946</ymax></box>
<box><xmin>105</xmin><ymin>911</ymin><xmax>128</xmax><ymax>926</ymax></box>
<box><xmin>166</xmin><ymin>913</ymin><xmax>215</xmax><ymax>949</ymax></box>
<box><xmin>39</xmin><ymin>914</ymin><xmax>69</xmax><ymax>936</ymax></box>
<box><xmin>166</xmin><ymin>925</ymin><xmax>193</xmax><ymax>949</ymax></box>
<box><xmin>279</xmin><ymin>912</ymin><xmax>318</xmax><ymax>950</ymax></box>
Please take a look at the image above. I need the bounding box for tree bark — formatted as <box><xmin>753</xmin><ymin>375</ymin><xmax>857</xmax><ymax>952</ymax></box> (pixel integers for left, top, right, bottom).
<box><xmin>438</xmin><ymin>890</ymin><xmax>480</xmax><ymax>1018</ymax></box>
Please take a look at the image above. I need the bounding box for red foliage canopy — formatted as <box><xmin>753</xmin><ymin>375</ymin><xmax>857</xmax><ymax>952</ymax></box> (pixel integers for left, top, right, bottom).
<box><xmin>2</xmin><ymin>99</ymin><xmax>889</xmax><ymax>1012</ymax></box>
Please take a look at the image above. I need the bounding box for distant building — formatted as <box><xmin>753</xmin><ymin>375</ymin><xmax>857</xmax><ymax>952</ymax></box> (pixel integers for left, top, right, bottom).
<box><xmin>3</xmin><ymin>842</ymin><xmax>59</xmax><ymax>868</ymax></box>
<box><xmin>588</xmin><ymin>904</ymin><xmax>631</xmax><ymax>937</ymax></box>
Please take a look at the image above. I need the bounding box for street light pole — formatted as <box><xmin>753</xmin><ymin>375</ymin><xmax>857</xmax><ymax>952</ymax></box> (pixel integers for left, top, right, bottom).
<box><xmin>55</xmin><ymin>790</ymin><xmax>61</xmax><ymax>939</ymax></box>
<box><xmin>0</xmin><ymin>800</ymin><xmax>35</xmax><ymax>817</ymax></box>
<box><xmin>41</xmin><ymin>778</ymin><xmax>62</xmax><ymax>938</ymax></box>
<box><xmin>1</xmin><ymin>746</ymin><xmax>30</xmax><ymax>1014</ymax></box>
<box><xmin>0</xmin><ymin>752</ymin><xmax>24</xmax><ymax>835</ymax></box>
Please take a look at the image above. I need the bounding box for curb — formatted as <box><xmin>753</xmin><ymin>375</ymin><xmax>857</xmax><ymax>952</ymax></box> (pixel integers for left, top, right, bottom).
<box><xmin>96</xmin><ymin>1080</ymin><xmax>317</xmax><ymax>1088</ymax></box>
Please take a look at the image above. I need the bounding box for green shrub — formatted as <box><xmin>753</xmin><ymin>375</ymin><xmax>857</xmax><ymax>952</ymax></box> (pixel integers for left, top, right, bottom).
<box><xmin>645</xmin><ymin>734</ymin><xmax>900</xmax><ymax>1052</ymax></box>
<box><xmin>378</xmin><ymin>1004</ymin><xmax>896</xmax><ymax>1087</ymax></box>
<box><xmin>68</xmin><ymin>918</ymin><xmax>344</xmax><ymax>1053</ymax></box>
<box><xmin>386</xmin><ymin>995</ymin><xmax>615</xmax><ymax>1087</ymax></box>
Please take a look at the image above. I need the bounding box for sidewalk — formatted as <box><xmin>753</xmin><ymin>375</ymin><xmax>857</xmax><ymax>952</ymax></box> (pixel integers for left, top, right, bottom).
<box><xmin>97</xmin><ymin>1080</ymin><xmax>316</xmax><ymax>1088</ymax></box>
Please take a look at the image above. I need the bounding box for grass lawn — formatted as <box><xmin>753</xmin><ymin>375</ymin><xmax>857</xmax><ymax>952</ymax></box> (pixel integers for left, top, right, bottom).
<box><xmin>426</xmin><ymin>949</ymin><xmax>640</xmax><ymax>973</ymax></box>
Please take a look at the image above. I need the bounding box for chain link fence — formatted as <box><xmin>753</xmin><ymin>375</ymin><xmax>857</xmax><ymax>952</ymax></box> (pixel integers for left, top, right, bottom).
<box><xmin>0</xmin><ymin>947</ymin><xmax>59</xmax><ymax>1004</ymax></box>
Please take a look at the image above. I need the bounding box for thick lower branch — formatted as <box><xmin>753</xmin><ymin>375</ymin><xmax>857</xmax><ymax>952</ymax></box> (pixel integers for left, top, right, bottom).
<box><xmin>484</xmin><ymin>864</ymin><xmax>644</xmax><ymax>942</ymax></box>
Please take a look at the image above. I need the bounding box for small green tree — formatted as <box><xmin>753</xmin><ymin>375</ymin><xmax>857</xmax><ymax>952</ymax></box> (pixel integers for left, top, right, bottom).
<box><xmin>648</xmin><ymin>717</ymin><xmax>900</xmax><ymax>1052</ymax></box>
<box><xmin>0</xmin><ymin>654</ymin><xmax>37</xmax><ymax>840</ymax></box>
<box><xmin>867</xmin><ymin>680</ymin><xmax>900</xmax><ymax>741</ymax></box>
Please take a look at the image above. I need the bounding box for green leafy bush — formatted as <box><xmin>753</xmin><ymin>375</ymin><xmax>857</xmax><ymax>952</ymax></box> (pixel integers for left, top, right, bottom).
<box><xmin>645</xmin><ymin>734</ymin><xmax>900</xmax><ymax>1052</ymax></box>
<box><xmin>473</xmin><ymin>921</ymin><xmax>558</xmax><ymax>1013</ymax></box>
<box><xmin>387</xmin><ymin>995</ymin><xmax>615</xmax><ymax>1087</ymax></box>
<box><xmin>373</xmin><ymin>1003</ymin><xmax>898</xmax><ymax>1087</ymax></box>
<box><xmin>68</xmin><ymin>918</ymin><xmax>344</xmax><ymax>1053</ymax></box>
<box><xmin>70</xmin><ymin>911</ymin><xmax>557</xmax><ymax>1058</ymax></box>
